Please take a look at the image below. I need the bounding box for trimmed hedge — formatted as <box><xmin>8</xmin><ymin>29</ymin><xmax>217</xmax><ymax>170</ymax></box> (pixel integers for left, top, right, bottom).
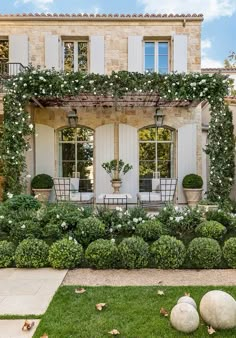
<box><xmin>118</xmin><ymin>236</ymin><xmax>149</xmax><ymax>269</ymax></box>
<box><xmin>0</xmin><ymin>240</ymin><xmax>15</xmax><ymax>267</ymax></box>
<box><xmin>195</xmin><ymin>220</ymin><xmax>227</xmax><ymax>240</ymax></box>
<box><xmin>223</xmin><ymin>238</ymin><xmax>236</xmax><ymax>268</ymax></box>
<box><xmin>85</xmin><ymin>239</ymin><xmax>118</xmax><ymax>269</ymax></box>
<box><xmin>74</xmin><ymin>217</ymin><xmax>106</xmax><ymax>246</ymax></box>
<box><xmin>15</xmin><ymin>238</ymin><xmax>49</xmax><ymax>268</ymax></box>
<box><xmin>135</xmin><ymin>219</ymin><xmax>165</xmax><ymax>241</ymax></box>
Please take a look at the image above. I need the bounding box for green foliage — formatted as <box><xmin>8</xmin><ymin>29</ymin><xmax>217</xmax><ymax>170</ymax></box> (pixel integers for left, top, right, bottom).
<box><xmin>15</xmin><ymin>238</ymin><xmax>49</xmax><ymax>268</ymax></box>
<box><xmin>0</xmin><ymin>240</ymin><xmax>15</xmax><ymax>267</ymax></box>
<box><xmin>135</xmin><ymin>219</ymin><xmax>165</xmax><ymax>241</ymax></box>
<box><xmin>4</xmin><ymin>194</ymin><xmax>41</xmax><ymax>211</ymax></box>
<box><xmin>9</xmin><ymin>220</ymin><xmax>42</xmax><ymax>244</ymax></box>
<box><xmin>101</xmin><ymin>159</ymin><xmax>133</xmax><ymax>180</ymax></box>
<box><xmin>118</xmin><ymin>236</ymin><xmax>149</xmax><ymax>269</ymax></box>
<box><xmin>182</xmin><ymin>174</ymin><xmax>203</xmax><ymax>189</ymax></box>
<box><xmin>74</xmin><ymin>217</ymin><xmax>106</xmax><ymax>246</ymax></box>
<box><xmin>206</xmin><ymin>209</ymin><xmax>236</xmax><ymax>230</ymax></box>
<box><xmin>49</xmin><ymin>238</ymin><xmax>83</xmax><ymax>269</ymax></box>
<box><xmin>42</xmin><ymin>223</ymin><xmax>63</xmax><ymax>244</ymax></box>
<box><xmin>187</xmin><ymin>237</ymin><xmax>222</xmax><ymax>268</ymax></box>
<box><xmin>195</xmin><ymin>220</ymin><xmax>227</xmax><ymax>240</ymax></box>
<box><xmin>150</xmin><ymin>235</ymin><xmax>186</xmax><ymax>269</ymax></box>
<box><xmin>223</xmin><ymin>238</ymin><xmax>236</xmax><ymax>268</ymax></box>
<box><xmin>85</xmin><ymin>239</ymin><xmax>118</xmax><ymax>269</ymax></box>
<box><xmin>31</xmin><ymin>174</ymin><xmax>54</xmax><ymax>189</ymax></box>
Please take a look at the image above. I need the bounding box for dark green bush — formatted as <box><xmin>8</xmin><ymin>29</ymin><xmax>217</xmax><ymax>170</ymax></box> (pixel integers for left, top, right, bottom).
<box><xmin>15</xmin><ymin>239</ymin><xmax>49</xmax><ymax>268</ymax></box>
<box><xmin>195</xmin><ymin>220</ymin><xmax>227</xmax><ymax>240</ymax></box>
<box><xmin>85</xmin><ymin>239</ymin><xmax>118</xmax><ymax>269</ymax></box>
<box><xmin>182</xmin><ymin>174</ymin><xmax>203</xmax><ymax>189</ymax></box>
<box><xmin>0</xmin><ymin>241</ymin><xmax>15</xmax><ymax>267</ymax></box>
<box><xmin>49</xmin><ymin>238</ymin><xmax>83</xmax><ymax>269</ymax></box>
<box><xmin>150</xmin><ymin>235</ymin><xmax>186</xmax><ymax>269</ymax></box>
<box><xmin>118</xmin><ymin>236</ymin><xmax>149</xmax><ymax>269</ymax></box>
<box><xmin>42</xmin><ymin>223</ymin><xmax>63</xmax><ymax>243</ymax></box>
<box><xmin>187</xmin><ymin>237</ymin><xmax>222</xmax><ymax>268</ymax></box>
<box><xmin>135</xmin><ymin>219</ymin><xmax>165</xmax><ymax>241</ymax></box>
<box><xmin>31</xmin><ymin>174</ymin><xmax>54</xmax><ymax>189</ymax></box>
<box><xmin>4</xmin><ymin>194</ymin><xmax>41</xmax><ymax>211</ymax></box>
<box><xmin>206</xmin><ymin>210</ymin><xmax>235</xmax><ymax>230</ymax></box>
<box><xmin>10</xmin><ymin>220</ymin><xmax>42</xmax><ymax>244</ymax></box>
<box><xmin>74</xmin><ymin>217</ymin><xmax>106</xmax><ymax>246</ymax></box>
<box><xmin>223</xmin><ymin>238</ymin><xmax>236</xmax><ymax>268</ymax></box>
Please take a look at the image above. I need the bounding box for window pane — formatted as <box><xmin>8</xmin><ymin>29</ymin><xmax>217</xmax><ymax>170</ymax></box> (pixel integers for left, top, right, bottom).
<box><xmin>157</xmin><ymin>143</ymin><xmax>171</xmax><ymax>161</ymax></box>
<box><xmin>76</xmin><ymin>127</ymin><xmax>94</xmax><ymax>141</ymax></box>
<box><xmin>139</xmin><ymin>127</ymin><xmax>156</xmax><ymax>141</ymax></box>
<box><xmin>62</xmin><ymin>162</ymin><xmax>75</xmax><ymax>177</ymax></box>
<box><xmin>145</xmin><ymin>42</ymin><xmax>155</xmax><ymax>55</ymax></box>
<box><xmin>64</xmin><ymin>42</ymin><xmax>74</xmax><ymax>72</ymax></box>
<box><xmin>78</xmin><ymin>42</ymin><xmax>88</xmax><ymax>72</ymax></box>
<box><xmin>0</xmin><ymin>40</ymin><xmax>9</xmax><ymax>62</ymax></box>
<box><xmin>158</xmin><ymin>55</ymin><xmax>168</xmax><ymax>69</ymax></box>
<box><xmin>157</xmin><ymin>161</ymin><xmax>171</xmax><ymax>178</ymax></box>
<box><xmin>158</xmin><ymin>42</ymin><xmax>168</xmax><ymax>55</ymax></box>
<box><xmin>145</xmin><ymin>55</ymin><xmax>155</xmax><ymax>73</ymax></box>
<box><xmin>60</xmin><ymin>143</ymin><xmax>75</xmax><ymax>161</ymax></box>
<box><xmin>59</xmin><ymin>128</ymin><xmax>76</xmax><ymax>141</ymax></box>
<box><xmin>157</xmin><ymin>128</ymin><xmax>172</xmax><ymax>141</ymax></box>
<box><xmin>139</xmin><ymin>143</ymin><xmax>155</xmax><ymax>161</ymax></box>
<box><xmin>159</xmin><ymin>68</ymin><xmax>169</xmax><ymax>74</ymax></box>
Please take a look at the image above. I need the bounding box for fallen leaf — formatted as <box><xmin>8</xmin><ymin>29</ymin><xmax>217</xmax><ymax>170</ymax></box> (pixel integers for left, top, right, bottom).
<box><xmin>160</xmin><ymin>307</ymin><xmax>169</xmax><ymax>317</ymax></box>
<box><xmin>157</xmin><ymin>290</ymin><xmax>165</xmax><ymax>296</ymax></box>
<box><xmin>184</xmin><ymin>292</ymin><xmax>191</xmax><ymax>297</ymax></box>
<box><xmin>22</xmin><ymin>320</ymin><xmax>35</xmax><ymax>331</ymax></box>
<box><xmin>40</xmin><ymin>334</ymin><xmax>48</xmax><ymax>338</ymax></box>
<box><xmin>75</xmin><ymin>288</ymin><xmax>86</xmax><ymax>294</ymax></box>
<box><xmin>96</xmin><ymin>303</ymin><xmax>106</xmax><ymax>311</ymax></box>
<box><xmin>208</xmin><ymin>326</ymin><xmax>216</xmax><ymax>335</ymax></box>
<box><xmin>158</xmin><ymin>280</ymin><xmax>163</xmax><ymax>284</ymax></box>
<box><xmin>108</xmin><ymin>329</ymin><xmax>120</xmax><ymax>335</ymax></box>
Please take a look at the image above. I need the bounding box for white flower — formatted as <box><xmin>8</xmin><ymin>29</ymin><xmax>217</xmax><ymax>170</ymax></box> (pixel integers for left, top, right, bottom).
<box><xmin>74</xmin><ymin>239</ymin><xmax>78</xmax><ymax>244</ymax></box>
<box><xmin>21</xmin><ymin>224</ymin><xmax>26</xmax><ymax>229</ymax></box>
<box><xmin>138</xmin><ymin>217</ymin><xmax>142</xmax><ymax>221</ymax></box>
<box><xmin>0</xmin><ymin>215</ymin><xmax>4</xmax><ymax>219</ymax></box>
<box><xmin>69</xmin><ymin>236</ymin><xmax>73</xmax><ymax>240</ymax></box>
<box><xmin>132</xmin><ymin>226</ymin><xmax>135</xmax><ymax>230</ymax></box>
<box><xmin>116</xmin><ymin>207</ymin><xmax>122</xmax><ymax>212</ymax></box>
<box><xmin>117</xmin><ymin>224</ymin><xmax>122</xmax><ymax>229</ymax></box>
<box><xmin>169</xmin><ymin>217</ymin><xmax>174</xmax><ymax>221</ymax></box>
<box><xmin>61</xmin><ymin>221</ymin><xmax>67</xmax><ymax>229</ymax></box>
<box><xmin>89</xmin><ymin>80</ymin><xmax>94</xmax><ymax>84</ymax></box>
<box><xmin>110</xmin><ymin>228</ymin><xmax>113</xmax><ymax>233</ymax></box>
<box><xmin>7</xmin><ymin>192</ymin><xmax>13</xmax><ymax>199</ymax></box>
<box><xmin>8</xmin><ymin>220</ymin><xmax>12</xmax><ymax>224</ymax></box>
<box><xmin>111</xmin><ymin>238</ymin><xmax>115</xmax><ymax>243</ymax></box>
<box><xmin>56</xmin><ymin>214</ymin><xmax>60</xmax><ymax>219</ymax></box>
<box><xmin>26</xmin><ymin>174</ymin><xmax>31</xmax><ymax>178</ymax></box>
<box><xmin>174</xmin><ymin>206</ymin><xmax>179</xmax><ymax>211</ymax></box>
<box><xmin>133</xmin><ymin>218</ymin><xmax>139</xmax><ymax>223</ymax></box>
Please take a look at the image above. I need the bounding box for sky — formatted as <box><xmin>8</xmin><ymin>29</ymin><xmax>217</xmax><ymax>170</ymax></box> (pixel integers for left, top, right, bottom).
<box><xmin>0</xmin><ymin>0</ymin><xmax>236</xmax><ymax>68</ymax></box>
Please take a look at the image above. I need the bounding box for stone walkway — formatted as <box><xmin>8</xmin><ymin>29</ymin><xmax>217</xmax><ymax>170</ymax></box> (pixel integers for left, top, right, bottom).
<box><xmin>63</xmin><ymin>268</ymin><xmax>236</xmax><ymax>286</ymax></box>
<box><xmin>0</xmin><ymin>320</ymin><xmax>40</xmax><ymax>338</ymax></box>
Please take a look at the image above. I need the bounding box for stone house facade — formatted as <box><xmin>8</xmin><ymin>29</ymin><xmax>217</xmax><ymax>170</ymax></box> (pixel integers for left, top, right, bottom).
<box><xmin>0</xmin><ymin>13</ymin><xmax>212</xmax><ymax>203</ymax></box>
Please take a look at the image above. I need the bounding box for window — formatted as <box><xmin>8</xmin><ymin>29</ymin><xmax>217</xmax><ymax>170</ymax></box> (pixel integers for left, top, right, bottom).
<box><xmin>58</xmin><ymin>127</ymin><xmax>94</xmax><ymax>191</ymax></box>
<box><xmin>0</xmin><ymin>39</ymin><xmax>9</xmax><ymax>63</ymax></box>
<box><xmin>63</xmin><ymin>41</ymin><xmax>88</xmax><ymax>72</ymax></box>
<box><xmin>139</xmin><ymin>126</ymin><xmax>174</xmax><ymax>190</ymax></box>
<box><xmin>144</xmin><ymin>41</ymin><xmax>169</xmax><ymax>73</ymax></box>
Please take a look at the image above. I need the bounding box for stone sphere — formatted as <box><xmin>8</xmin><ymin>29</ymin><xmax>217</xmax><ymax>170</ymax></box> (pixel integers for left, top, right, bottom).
<box><xmin>200</xmin><ymin>290</ymin><xmax>236</xmax><ymax>329</ymax></box>
<box><xmin>170</xmin><ymin>303</ymin><xmax>200</xmax><ymax>333</ymax></box>
<box><xmin>177</xmin><ymin>296</ymin><xmax>197</xmax><ymax>309</ymax></box>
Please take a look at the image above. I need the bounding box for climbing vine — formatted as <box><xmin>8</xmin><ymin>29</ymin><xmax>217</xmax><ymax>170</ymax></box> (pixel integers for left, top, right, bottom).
<box><xmin>0</xmin><ymin>67</ymin><xmax>234</xmax><ymax>202</ymax></box>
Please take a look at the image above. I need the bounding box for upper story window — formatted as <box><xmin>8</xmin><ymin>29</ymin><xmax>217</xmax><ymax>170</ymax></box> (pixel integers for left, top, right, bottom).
<box><xmin>144</xmin><ymin>41</ymin><xmax>169</xmax><ymax>74</ymax></box>
<box><xmin>0</xmin><ymin>39</ymin><xmax>9</xmax><ymax>63</ymax></box>
<box><xmin>63</xmin><ymin>41</ymin><xmax>88</xmax><ymax>72</ymax></box>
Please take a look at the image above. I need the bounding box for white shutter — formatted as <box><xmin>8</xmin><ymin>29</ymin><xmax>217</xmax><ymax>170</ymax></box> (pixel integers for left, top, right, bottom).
<box><xmin>173</xmin><ymin>35</ymin><xmax>188</xmax><ymax>73</ymax></box>
<box><xmin>90</xmin><ymin>36</ymin><xmax>105</xmax><ymax>74</ymax></box>
<box><xmin>119</xmin><ymin>124</ymin><xmax>138</xmax><ymax>203</ymax></box>
<box><xmin>45</xmin><ymin>35</ymin><xmax>60</xmax><ymax>70</ymax></box>
<box><xmin>177</xmin><ymin>124</ymin><xmax>197</xmax><ymax>203</ymax></box>
<box><xmin>9</xmin><ymin>34</ymin><xmax>28</xmax><ymax>74</ymax></box>
<box><xmin>35</xmin><ymin>124</ymin><xmax>55</xmax><ymax>177</ymax></box>
<box><xmin>95</xmin><ymin>124</ymin><xmax>114</xmax><ymax>201</ymax></box>
<box><xmin>128</xmin><ymin>36</ymin><xmax>143</xmax><ymax>72</ymax></box>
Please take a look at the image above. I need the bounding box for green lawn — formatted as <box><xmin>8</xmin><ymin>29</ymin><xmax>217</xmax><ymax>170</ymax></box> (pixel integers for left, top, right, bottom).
<box><xmin>34</xmin><ymin>286</ymin><xmax>236</xmax><ymax>338</ymax></box>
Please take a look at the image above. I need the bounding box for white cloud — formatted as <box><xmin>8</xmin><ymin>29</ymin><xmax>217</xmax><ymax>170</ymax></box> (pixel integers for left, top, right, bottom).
<box><xmin>201</xmin><ymin>38</ymin><xmax>223</xmax><ymax>68</ymax></box>
<box><xmin>139</xmin><ymin>0</ymin><xmax>236</xmax><ymax>21</ymax></box>
<box><xmin>14</xmin><ymin>0</ymin><xmax>54</xmax><ymax>12</ymax></box>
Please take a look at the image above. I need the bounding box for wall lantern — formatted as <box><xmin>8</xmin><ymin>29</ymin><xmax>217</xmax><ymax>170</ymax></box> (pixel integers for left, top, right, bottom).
<box><xmin>67</xmin><ymin>108</ymin><xmax>78</xmax><ymax>128</ymax></box>
<box><xmin>154</xmin><ymin>107</ymin><xmax>165</xmax><ymax>128</ymax></box>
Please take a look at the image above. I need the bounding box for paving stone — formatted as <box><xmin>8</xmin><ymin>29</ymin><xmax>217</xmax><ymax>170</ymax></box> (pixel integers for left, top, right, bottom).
<box><xmin>0</xmin><ymin>319</ymin><xmax>40</xmax><ymax>338</ymax></box>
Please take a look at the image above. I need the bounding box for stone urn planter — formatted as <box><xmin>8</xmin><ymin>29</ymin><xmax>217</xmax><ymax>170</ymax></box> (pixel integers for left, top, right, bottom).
<box><xmin>31</xmin><ymin>173</ymin><xmax>54</xmax><ymax>202</ymax></box>
<box><xmin>0</xmin><ymin>176</ymin><xmax>5</xmax><ymax>202</ymax></box>
<box><xmin>182</xmin><ymin>174</ymin><xmax>203</xmax><ymax>206</ymax></box>
<box><xmin>111</xmin><ymin>179</ymin><xmax>122</xmax><ymax>193</ymax></box>
<box><xmin>198</xmin><ymin>203</ymin><xmax>218</xmax><ymax>213</ymax></box>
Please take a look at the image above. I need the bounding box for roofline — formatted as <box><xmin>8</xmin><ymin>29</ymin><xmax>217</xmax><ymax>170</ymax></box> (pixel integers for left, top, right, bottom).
<box><xmin>202</xmin><ymin>68</ymin><xmax>236</xmax><ymax>73</ymax></box>
<box><xmin>0</xmin><ymin>13</ymin><xmax>204</xmax><ymax>22</ymax></box>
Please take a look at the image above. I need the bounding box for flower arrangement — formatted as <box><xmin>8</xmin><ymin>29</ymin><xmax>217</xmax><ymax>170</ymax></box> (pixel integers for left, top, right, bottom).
<box><xmin>101</xmin><ymin>159</ymin><xmax>133</xmax><ymax>181</ymax></box>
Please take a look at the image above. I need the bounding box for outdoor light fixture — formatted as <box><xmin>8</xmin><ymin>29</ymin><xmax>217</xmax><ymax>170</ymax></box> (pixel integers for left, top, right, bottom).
<box><xmin>154</xmin><ymin>107</ymin><xmax>164</xmax><ymax>128</ymax></box>
<box><xmin>67</xmin><ymin>108</ymin><xmax>78</xmax><ymax>128</ymax></box>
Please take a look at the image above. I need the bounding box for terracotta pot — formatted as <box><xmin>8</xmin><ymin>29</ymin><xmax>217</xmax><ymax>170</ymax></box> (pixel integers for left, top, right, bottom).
<box><xmin>32</xmin><ymin>188</ymin><xmax>52</xmax><ymax>202</ymax></box>
<box><xmin>111</xmin><ymin>180</ymin><xmax>122</xmax><ymax>193</ymax></box>
<box><xmin>183</xmin><ymin>188</ymin><xmax>203</xmax><ymax>206</ymax></box>
<box><xmin>0</xmin><ymin>176</ymin><xmax>5</xmax><ymax>202</ymax></box>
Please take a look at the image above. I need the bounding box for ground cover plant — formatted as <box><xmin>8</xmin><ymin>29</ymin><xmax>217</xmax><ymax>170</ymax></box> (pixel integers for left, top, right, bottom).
<box><xmin>34</xmin><ymin>286</ymin><xmax>236</xmax><ymax>338</ymax></box>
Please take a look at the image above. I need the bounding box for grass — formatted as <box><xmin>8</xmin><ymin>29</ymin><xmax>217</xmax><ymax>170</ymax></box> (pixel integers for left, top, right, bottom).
<box><xmin>34</xmin><ymin>286</ymin><xmax>236</xmax><ymax>338</ymax></box>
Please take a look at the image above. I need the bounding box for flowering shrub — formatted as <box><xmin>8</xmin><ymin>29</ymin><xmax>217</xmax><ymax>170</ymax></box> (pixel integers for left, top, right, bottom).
<box><xmin>4</xmin><ymin>194</ymin><xmax>41</xmax><ymax>211</ymax></box>
<box><xmin>118</xmin><ymin>236</ymin><xmax>149</xmax><ymax>269</ymax></box>
<box><xmin>74</xmin><ymin>217</ymin><xmax>106</xmax><ymax>246</ymax></box>
<box><xmin>15</xmin><ymin>238</ymin><xmax>49</xmax><ymax>268</ymax></box>
<box><xmin>85</xmin><ymin>239</ymin><xmax>118</xmax><ymax>269</ymax></box>
<box><xmin>0</xmin><ymin>240</ymin><xmax>15</xmax><ymax>267</ymax></box>
<box><xmin>135</xmin><ymin>219</ymin><xmax>165</xmax><ymax>241</ymax></box>
<box><xmin>10</xmin><ymin>220</ymin><xmax>42</xmax><ymax>244</ymax></box>
<box><xmin>49</xmin><ymin>238</ymin><xmax>83</xmax><ymax>269</ymax></box>
<box><xmin>150</xmin><ymin>235</ymin><xmax>186</xmax><ymax>269</ymax></box>
<box><xmin>42</xmin><ymin>222</ymin><xmax>63</xmax><ymax>244</ymax></box>
<box><xmin>195</xmin><ymin>220</ymin><xmax>227</xmax><ymax>240</ymax></box>
<box><xmin>223</xmin><ymin>238</ymin><xmax>236</xmax><ymax>268</ymax></box>
<box><xmin>187</xmin><ymin>238</ymin><xmax>222</xmax><ymax>268</ymax></box>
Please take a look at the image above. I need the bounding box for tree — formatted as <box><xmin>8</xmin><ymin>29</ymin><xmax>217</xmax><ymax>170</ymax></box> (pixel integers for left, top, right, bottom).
<box><xmin>224</xmin><ymin>51</ymin><xmax>236</xmax><ymax>68</ymax></box>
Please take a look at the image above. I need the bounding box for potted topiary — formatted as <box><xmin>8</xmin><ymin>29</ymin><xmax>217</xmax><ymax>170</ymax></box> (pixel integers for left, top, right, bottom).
<box><xmin>182</xmin><ymin>173</ymin><xmax>203</xmax><ymax>206</ymax></box>
<box><xmin>31</xmin><ymin>173</ymin><xmax>54</xmax><ymax>202</ymax></box>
